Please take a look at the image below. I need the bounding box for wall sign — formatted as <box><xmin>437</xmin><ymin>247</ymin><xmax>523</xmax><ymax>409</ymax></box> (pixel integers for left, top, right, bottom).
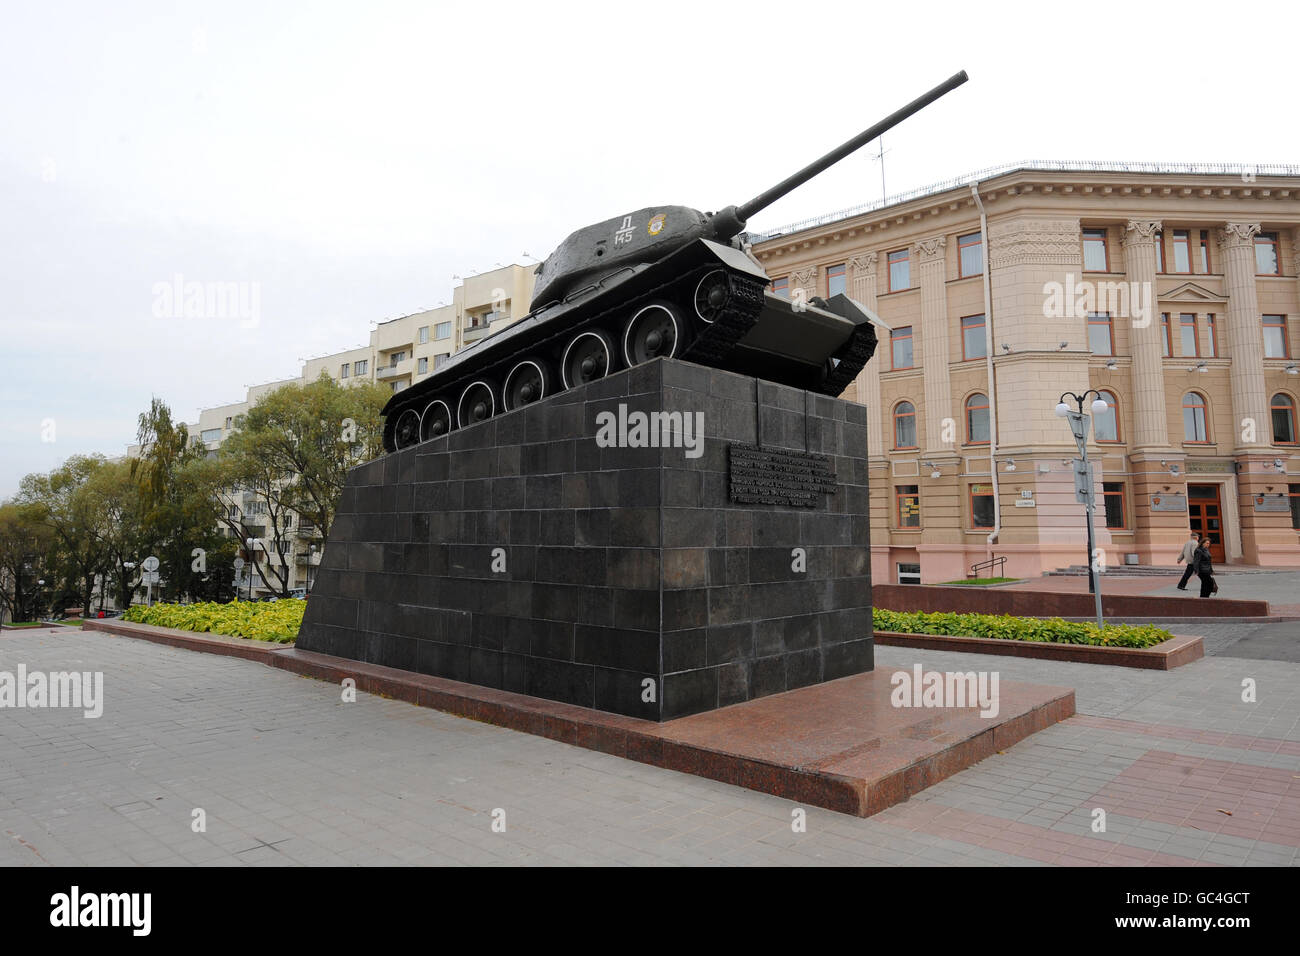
<box><xmin>728</xmin><ymin>443</ymin><xmax>837</xmax><ymax>507</ymax></box>
<box><xmin>1150</xmin><ymin>493</ymin><xmax>1187</xmax><ymax>512</ymax></box>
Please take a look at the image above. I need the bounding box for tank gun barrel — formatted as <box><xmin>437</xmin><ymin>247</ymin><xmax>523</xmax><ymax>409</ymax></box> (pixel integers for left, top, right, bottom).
<box><xmin>732</xmin><ymin>70</ymin><xmax>968</xmax><ymax>226</ymax></box>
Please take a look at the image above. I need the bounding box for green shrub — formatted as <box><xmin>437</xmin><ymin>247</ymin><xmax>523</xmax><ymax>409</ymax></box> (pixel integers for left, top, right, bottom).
<box><xmin>872</xmin><ymin>608</ymin><xmax>1172</xmax><ymax>648</ymax></box>
<box><xmin>122</xmin><ymin>599</ymin><xmax>304</xmax><ymax>643</ymax></box>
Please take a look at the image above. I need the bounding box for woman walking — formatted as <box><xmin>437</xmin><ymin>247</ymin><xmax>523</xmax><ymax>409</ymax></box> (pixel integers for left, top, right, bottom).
<box><xmin>1194</xmin><ymin>536</ymin><xmax>1218</xmax><ymax>598</ymax></box>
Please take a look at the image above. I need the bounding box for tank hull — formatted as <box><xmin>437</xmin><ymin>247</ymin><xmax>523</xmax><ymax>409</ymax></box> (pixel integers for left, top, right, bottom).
<box><xmin>381</xmin><ymin>240</ymin><xmax>877</xmax><ymax>452</ymax></box>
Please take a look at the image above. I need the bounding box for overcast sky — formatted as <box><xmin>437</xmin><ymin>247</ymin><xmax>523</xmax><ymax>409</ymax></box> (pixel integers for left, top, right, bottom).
<box><xmin>2</xmin><ymin>0</ymin><xmax>1297</xmax><ymax>497</ymax></box>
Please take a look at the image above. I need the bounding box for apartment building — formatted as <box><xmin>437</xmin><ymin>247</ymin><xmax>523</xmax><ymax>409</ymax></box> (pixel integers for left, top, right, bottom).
<box><xmin>750</xmin><ymin>162</ymin><xmax>1300</xmax><ymax>583</ymax></box>
<box><xmin>133</xmin><ymin>263</ymin><xmax>537</xmax><ymax>597</ymax></box>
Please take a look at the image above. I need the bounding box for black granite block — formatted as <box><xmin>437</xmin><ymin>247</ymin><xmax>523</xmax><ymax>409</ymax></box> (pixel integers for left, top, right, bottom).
<box><xmin>296</xmin><ymin>358</ymin><xmax>873</xmax><ymax>720</ymax></box>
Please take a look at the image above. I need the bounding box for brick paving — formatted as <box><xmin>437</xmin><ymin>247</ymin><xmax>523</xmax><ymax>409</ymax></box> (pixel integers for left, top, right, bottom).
<box><xmin>1</xmin><ymin>625</ymin><xmax>1298</xmax><ymax>866</ymax></box>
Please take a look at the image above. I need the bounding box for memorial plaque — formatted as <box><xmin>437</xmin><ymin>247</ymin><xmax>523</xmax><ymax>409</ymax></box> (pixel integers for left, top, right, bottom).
<box><xmin>1253</xmin><ymin>494</ymin><xmax>1289</xmax><ymax>512</ymax></box>
<box><xmin>1150</xmin><ymin>492</ymin><xmax>1187</xmax><ymax>512</ymax></box>
<box><xmin>728</xmin><ymin>443</ymin><xmax>838</xmax><ymax>507</ymax></box>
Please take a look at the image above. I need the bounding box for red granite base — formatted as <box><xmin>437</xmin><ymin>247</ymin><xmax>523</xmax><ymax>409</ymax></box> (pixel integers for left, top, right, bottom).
<box><xmin>83</xmin><ymin>620</ymin><xmax>1074</xmax><ymax>816</ymax></box>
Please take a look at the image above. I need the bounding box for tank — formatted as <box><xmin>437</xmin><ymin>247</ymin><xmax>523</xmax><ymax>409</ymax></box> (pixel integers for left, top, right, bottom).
<box><xmin>382</xmin><ymin>71</ymin><xmax>968</xmax><ymax>452</ymax></box>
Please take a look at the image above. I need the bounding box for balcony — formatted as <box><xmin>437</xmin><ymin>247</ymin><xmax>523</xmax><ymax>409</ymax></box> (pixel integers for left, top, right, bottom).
<box><xmin>376</xmin><ymin>358</ymin><xmax>412</xmax><ymax>380</ymax></box>
<box><xmin>462</xmin><ymin>324</ymin><xmax>491</xmax><ymax>343</ymax></box>
<box><xmin>295</xmin><ymin>550</ymin><xmax>322</xmax><ymax>565</ymax></box>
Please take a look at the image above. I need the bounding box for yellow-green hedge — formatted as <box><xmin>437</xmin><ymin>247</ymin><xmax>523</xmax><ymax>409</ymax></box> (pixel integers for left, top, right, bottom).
<box><xmin>872</xmin><ymin>609</ymin><xmax>1172</xmax><ymax>648</ymax></box>
<box><xmin>123</xmin><ymin>599</ymin><xmax>304</xmax><ymax>643</ymax></box>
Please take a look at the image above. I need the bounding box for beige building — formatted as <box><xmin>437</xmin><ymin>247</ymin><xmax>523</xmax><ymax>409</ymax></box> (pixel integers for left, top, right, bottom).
<box><xmin>751</xmin><ymin>162</ymin><xmax>1300</xmax><ymax>583</ymax></box>
<box><xmin>136</xmin><ymin>263</ymin><xmax>536</xmax><ymax>597</ymax></box>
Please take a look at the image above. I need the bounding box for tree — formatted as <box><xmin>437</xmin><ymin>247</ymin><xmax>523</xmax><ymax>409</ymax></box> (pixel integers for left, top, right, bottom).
<box><xmin>0</xmin><ymin>502</ymin><xmax>56</xmax><ymax>622</ymax></box>
<box><xmin>16</xmin><ymin>455</ymin><xmax>110</xmax><ymax>614</ymax></box>
<box><xmin>131</xmin><ymin>398</ymin><xmax>227</xmax><ymax>602</ymax></box>
<box><xmin>229</xmin><ymin>373</ymin><xmax>387</xmax><ymax>540</ymax></box>
<box><xmin>82</xmin><ymin>459</ymin><xmax>148</xmax><ymax>611</ymax></box>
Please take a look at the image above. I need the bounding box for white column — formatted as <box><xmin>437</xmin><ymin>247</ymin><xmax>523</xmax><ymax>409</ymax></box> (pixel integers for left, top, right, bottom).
<box><xmin>1217</xmin><ymin>222</ymin><xmax>1270</xmax><ymax>451</ymax></box>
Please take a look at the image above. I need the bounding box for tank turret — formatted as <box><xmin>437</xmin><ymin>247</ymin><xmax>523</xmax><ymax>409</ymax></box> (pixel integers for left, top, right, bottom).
<box><xmin>383</xmin><ymin>71</ymin><xmax>968</xmax><ymax>452</ymax></box>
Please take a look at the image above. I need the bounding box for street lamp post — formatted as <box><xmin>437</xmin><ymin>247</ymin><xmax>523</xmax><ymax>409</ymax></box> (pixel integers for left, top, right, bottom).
<box><xmin>1055</xmin><ymin>390</ymin><xmax>1109</xmax><ymax>628</ymax></box>
<box><xmin>244</xmin><ymin>537</ymin><xmax>257</xmax><ymax>602</ymax></box>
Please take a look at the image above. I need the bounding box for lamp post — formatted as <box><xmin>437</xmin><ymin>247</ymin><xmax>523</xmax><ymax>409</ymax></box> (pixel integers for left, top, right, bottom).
<box><xmin>1055</xmin><ymin>390</ymin><xmax>1109</xmax><ymax>627</ymax></box>
<box><xmin>244</xmin><ymin>537</ymin><xmax>257</xmax><ymax>602</ymax></box>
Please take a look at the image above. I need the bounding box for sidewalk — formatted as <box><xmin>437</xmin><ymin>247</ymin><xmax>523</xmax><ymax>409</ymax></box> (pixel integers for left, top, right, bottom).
<box><xmin>1002</xmin><ymin>569</ymin><xmax>1300</xmax><ymax>615</ymax></box>
<box><xmin>0</xmin><ymin>625</ymin><xmax>1296</xmax><ymax>866</ymax></box>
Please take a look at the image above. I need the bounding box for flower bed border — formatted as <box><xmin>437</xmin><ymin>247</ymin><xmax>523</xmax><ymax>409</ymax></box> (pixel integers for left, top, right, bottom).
<box><xmin>873</xmin><ymin>630</ymin><xmax>1204</xmax><ymax>670</ymax></box>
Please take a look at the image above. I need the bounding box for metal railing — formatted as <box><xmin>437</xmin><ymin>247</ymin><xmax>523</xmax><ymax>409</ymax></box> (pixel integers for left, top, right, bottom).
<box><xmin>748</xmin><ymin>159</ymin><xmax>1300</xmax><ymax>242</ymax></box>
<box><xmin>970</xmin><ymin>555</ymin><xmax>1007</xmax><ymax>579</ymax></box>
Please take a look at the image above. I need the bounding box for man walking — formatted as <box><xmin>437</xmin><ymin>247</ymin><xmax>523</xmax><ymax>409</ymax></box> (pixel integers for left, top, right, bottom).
<box><xmin>1176</xmin><ymin>529</ymin><xmax>1198</xmax><ymax>590</ymax></box>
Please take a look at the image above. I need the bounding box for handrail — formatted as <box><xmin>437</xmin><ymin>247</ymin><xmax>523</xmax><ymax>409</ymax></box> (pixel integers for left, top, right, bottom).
<box><xmin>970</xmin><ymin>555</ymin><xmax>1006</xmax><ymax>578</ymax></box>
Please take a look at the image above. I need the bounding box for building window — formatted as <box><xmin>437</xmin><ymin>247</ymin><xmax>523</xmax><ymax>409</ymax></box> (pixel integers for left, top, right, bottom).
<box><xmin>418</xmin><ymin>326</ymin><xmax>429</xmax><ymax>344</ymax></box>
<box><xmin>771</xmin><ymin>276</ymin><xmax>789</xmax><ymax>297</ymax></box>
<box><xmin>228</xmin><ymin>505</ymin><xmax>239</xmax><ymax>519</ymax></box>
<box><xmin>888</xmin><ymin>249</ymin><xmax>910</xmax><ymax>292</ymax></box>
<box><xmin>1094</xmin><ymin>390</ymin><xmax>1120</xmax><ymax>442</ymax></box>
<box><xmin>1153</xmin><ymin>231</ymin><xmax>1164</xmax><ymax>273</ymax></box>
<box><xmin>1207</xmin><ymin>314</ymin><xmax>1218</xmax><ymax>357</ymax></box>
<box><xmin>389</xmin><ymin>350</ymin><xmax>406</xmax><ymax>367</ymax></box>
<box><xmin>1087</xmin><ymin>312</ymin><xmax>1113</xmax><ymax>355</ymax></box>
<box><xmin>201</xmin><ymin>427</ymin><xmax>222</xmax><ymax>443</ymax></box>
<box><xmin>891</xmin><ymin>326</ymin><xmax>914</xmax><ymax>370</ymax></box>
<box><xmin>417</xmin><ymin>356</ymin><xmax>428</xmax><ymax>374</ymax></box>
<box><xmin>958</xmin><ymin>232</ymin><xmax>983</xmax><ymax>278</ymax></box>
<box><xmin>354</xmin><ymin>359</ymin><xmax>368</xmax><ymax>375</ymax></box>
<box><xmin>434</xmin><ymin>354</ymin><xmax>449</xmax><ymax>369</ymax></box>
<box><xmin>1198</xmin><ymin>230</ymin><xmax>1211</xmax><ymax>272</ymax></box>
<box><xmin>894</xmin><ymin>401</ymin><xmax>918</xmax><ymax>449</ymax></box>
<box><xmin>826</xmin><ymin>263</ymin><xmax>846</xmax><ymax>297</ymax></box>
<box><xmin>961</xmin><ymin>314</ymin><xmax>987</xmax><ymax>361</ymax></box>
<box><xmin>970</xmin><ymin>483</ymin><xmax>995</xmax><ymax>528</ymax></box>
<box><xmin>965</xmin><ymin>393</ymin><xmax>990</xmax><ymax>445</ymax></box>
<box><xmin>1161</xmin><ymin>313</ymin><xmax>1172</xmax><ymax>357</ymax></box>
<box><xmin>1102</xmin><ymin>482</ymin><xmax>1127</xmax><ymax>529</ymax></box>
<box><xmin>1171</xmin><ymin>230</ymin><xmax>1192</xmax><ymax>273</ymax></box>
<box><xmin>896</xmin><ymin>484</ymin><xmax>920</xmax><ymax>528</ymax></box>
<box><xmin>1256</xmin><ymin>232</ymin><xmax>1280</xmax><ymax>275</ymax></box>
<box><xmin>1082</xmin><ymin>228</ymin><xmax>1108</xmax><ymax>272</ymax></box>
<box><xmin>340</xmin><ymin>363</ymin><xmax>349</xmax><ymax>379</ymax></box>
<box><xmin>435</xmin><ymin>321</ymin><xmax>452</xmax><ymax>340</ymax></box>
<box><xmin>1179</xmin><ymin>313</ymin><xmax>1199</xmax><ymax>357</ymax></box>
<box><xmin>1183</xmin><ymin>391</ymin><xmax>1210</xmax><ymax>443</ymax></box>
<box><xmin>1290</xmin><ymin>484</ymin><xmax>1300</xmax><ymax>530</ymax></box>
<box><xmin>1272</xmin><ymin>393</ymin><xmax>1297</xmax><ymax>445</ymax></box>
<box><xmin>897</xmin><ymin>562</ymin><xmax>922</xmax><ymax>584</ymax></box>
<box><xmin>1263</xmin><ymin>315</ymin><xmax>1289</xmax><ymax>358</ymax></box>
<box><xmin>224</xmin><ymin>416</ymin><xmax>233</xmax><ymax>430</ymax></box>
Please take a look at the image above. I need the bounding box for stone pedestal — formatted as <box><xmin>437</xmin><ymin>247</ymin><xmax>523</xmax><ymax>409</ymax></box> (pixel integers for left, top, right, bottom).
<box><xmin>296</xmin><ymin>357</ymin><xmax>874</xmax><ymax>721</ymax></box>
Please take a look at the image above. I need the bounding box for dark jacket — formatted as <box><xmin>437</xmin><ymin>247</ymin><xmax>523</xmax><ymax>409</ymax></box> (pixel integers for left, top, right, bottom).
<box><xmin>1193</xmin><ymin>546</ymin><xmax>1214</xmax><ymax>575</ymax></box>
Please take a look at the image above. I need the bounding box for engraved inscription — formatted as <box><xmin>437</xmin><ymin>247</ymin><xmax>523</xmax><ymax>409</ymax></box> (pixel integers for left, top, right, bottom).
<box><xmin>729</xmin><ymin>443</ymin><xmax>838</xmax><ymax>507</ymax></box>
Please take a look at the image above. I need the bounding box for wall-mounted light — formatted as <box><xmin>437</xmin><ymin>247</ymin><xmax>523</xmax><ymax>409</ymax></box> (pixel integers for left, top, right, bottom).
<box><xmin>1187</xmin><ymin>361</ymin><xmax>1208</xmax><ymax>373</ymax></box>
<box><xmin>1275</xmin><ymin>458</ymin><xmax>1286</xmax><ymax>473</ymax></box>
<box><xmin>1000</xmin><ymin>343</ymin><xmax>1012</xmax><ymax>353</ymax></box>
<box><xmin>1287</xmin><ymin>364</ymin><xmax>1298</xmax><ymax>375</ymax></box>
<box><xmin>1004</xmin><ymin>459</ymin><xmax>1017</xmax><ymax>472</ymax></box>
<box><xmin>1105</xmin><ymin>359</ymin><xmax>1117</xmax><ymax>370</ymax></box>
<box><xmin>1058</xmin><ymin>342</ymin><xmax>1069</xmax><ymax>350</ymax></box>
<box><xmin>923</xmin><ymin>461</ymin><xmax>941</xmax><ymax>479</ymax></box>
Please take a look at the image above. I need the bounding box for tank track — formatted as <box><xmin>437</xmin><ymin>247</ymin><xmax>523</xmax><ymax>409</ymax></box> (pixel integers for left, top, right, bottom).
<box><xmin>815</xmin><ymin>320</ymin><xmax>878</xmax><ymax>397</ymax></box>
<box><xmin>679</xmin><ymin>270</ymin><xmax>766</xmax><ymax>367</ymax></box>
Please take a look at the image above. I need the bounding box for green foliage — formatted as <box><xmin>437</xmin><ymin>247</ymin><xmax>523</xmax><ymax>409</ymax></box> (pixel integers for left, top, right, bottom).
<box><xmin>123</xmin><ymin>599</ymin><xmax>305</xmax><ymax>643</ymax></box>
<box><xmin>872</xmin><ymin>608</ymin><xmax>1173</xmax><ymax>648</ymax></box>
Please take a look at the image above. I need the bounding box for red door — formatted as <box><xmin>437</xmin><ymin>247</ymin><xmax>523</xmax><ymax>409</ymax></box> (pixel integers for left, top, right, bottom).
<box><xmin>1187</xmin><ymin>484</ymin><xmax>1225</xmax><ymax>564</ymax></box>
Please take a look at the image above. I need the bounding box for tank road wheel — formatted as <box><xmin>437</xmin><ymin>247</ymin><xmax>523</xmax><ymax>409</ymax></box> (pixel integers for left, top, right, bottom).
<box><xmin>561</xmin><ymin>331</ymin><xmax>614</xmax><ymax>389</ymax></box>
<box><xmin>457</xmin><ymin>380</ymin><xmax>496</xmax><ymax>429</ymax></box>
<box><xmin>622</xmin><ymin>302</ymin><xmax>679</xmax><ymax>367</ymax></box>
<box><xmin>503</xmin><ymin>359</ymin><xmax>548</xmax><ymax>411</ymax></box>
<box><xmin>392</xmin><ymin>408</ymin><xmax>422</xmax><ymax>450</ymax></box>
<box><xmin>419</xmin><ymin>399</ymin><xmax>453</xmax><ymax>441</ymax></box>
<box><xmin>693</xmin><ymin>269</ymin><xmax>730</xmax><ymax>324</ymax></box>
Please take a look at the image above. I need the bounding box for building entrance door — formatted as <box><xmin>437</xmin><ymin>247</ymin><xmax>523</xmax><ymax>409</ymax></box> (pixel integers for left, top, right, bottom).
<box><xmin>1187</xmin><ymin>484</ymin><xmax>1225</xmax><ymax>564</ymax></box>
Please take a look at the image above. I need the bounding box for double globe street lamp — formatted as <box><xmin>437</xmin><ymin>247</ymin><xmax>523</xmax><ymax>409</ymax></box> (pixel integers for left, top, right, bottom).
<box><xmin>1055</xmin><ymin>390</ymin><xmax>1109</xmax><ymax>627</ymax></box>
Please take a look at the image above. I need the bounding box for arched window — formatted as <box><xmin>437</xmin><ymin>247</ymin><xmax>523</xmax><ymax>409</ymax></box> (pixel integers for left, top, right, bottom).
<box><xmin>1182</xmin><ymin>392</ymin><xmax>1209</xmax><ymax>443</ymax></box>
<box><xmin>1272</xmin><ymin>393</ymin><xmax>1297</xmax><ymax>445</ymax></box>
<box><xmin>1094</xmin><ymin>390</ymin><xmax>1120</xmax><ymax>442</ymax></box>
<box><xmin>965</xmin><ymin>393</ymin><xmax>990</xmax><ymax>445</ymax></box>
<box><xmin>893</xmin><ymin>401</ymin><xmax>918</xmax><ymax>449</ymax></box>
